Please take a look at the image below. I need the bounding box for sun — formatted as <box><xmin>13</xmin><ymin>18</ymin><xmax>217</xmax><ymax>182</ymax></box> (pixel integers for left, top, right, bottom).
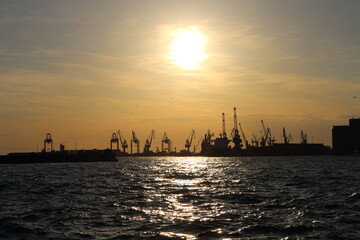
<box><xmin>169</xmin><ymin>29</ymin><xmax>207</xmax><ymax>69</ymax></box>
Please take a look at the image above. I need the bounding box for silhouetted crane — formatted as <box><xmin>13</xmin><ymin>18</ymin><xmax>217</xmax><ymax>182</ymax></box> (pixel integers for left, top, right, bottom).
<box><xmin>201</xmin><ymin>129</ymin><xmax>214</xmax><ymax>154</ymax></box>
<box><xmin>231</xmin><ymin>107</ymin><xmax>242</xmax><ymax>150</ymax></box>
<box><xmin>194</xmin><ymin>135</ymin><xmax>203</xmax><ymax>153</ymax></box>
<box><xmin>44</xmin><ymin>133</ymin><xmax>53</xmax><ymax>152</ymax></box>
<box><xmin>117</xmin><ymin>130</ymin><xmax>128</xmax><ymax>153</ymax></box>
<box><xmin>131</xmin><ymin>130</ymin><xmax>140</xmax><ymax>154</ymax></box>
<box><xmin>185</xmin><ymin>129</ymin><xmax>195</xmax><ymax>153</ymax></box>
<box><xmin>260</xmin><ymin>120</ymin><xmax>275</xmax><ymax>146</ymax></box>
<box><xmin>260</xmin><ymin>120</ymin><xmax>269</xmax><ymax>147</ymax></box>
<box><xmin>239</xmin><ymin>123</ymin><xmax>249</xmax><ymax>148</ymax></box>
<box><xmin>143</xmin><ymin>129</ymin><xmax>155</xmax><ymax>153</ymax></box>
<box><xmin>110</xmin><ymin>133</ymin><xmax>119</xmax><ymax>150</ymax></box>
<box><xmin>301</xmin><ymin>130</ymin><xmax>308</xmax><ymax>144</ymax></box>
<box><xmin>161</xmin><ymin>132</ymin><xmax>172</xmax><ymax>153</ymax></box>
<box><xmin>222</xmin><ymin>112</ymin><xmax>227</xmax><ymax>138</ymax></box>
<box><xmin>252</xmin><ymin>133</ymin><xmax>259</xmax><ymax>147</ymax></box>
<box><xmin>282</xmin><ymin>127</ymin><xmax>292</xmax><ymax>144</ymax></box>
<box><xmin>267</xmin><ymin>127</ymin><xmax>276</xmax><ymax>146</ymax></box>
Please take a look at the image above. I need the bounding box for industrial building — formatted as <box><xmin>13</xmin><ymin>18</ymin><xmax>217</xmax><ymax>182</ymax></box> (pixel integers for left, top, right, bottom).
<box><xmin>332</xmin><ymin>118</ymin><xmax>360</xmax><ymax>155</ymax></box>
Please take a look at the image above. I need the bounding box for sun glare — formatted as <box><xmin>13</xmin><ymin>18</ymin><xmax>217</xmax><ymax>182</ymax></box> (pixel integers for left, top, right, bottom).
<box><xmin>169</xmin><ymin>29</ymin><xmax>207</xmax><ymax>70</ymax></box>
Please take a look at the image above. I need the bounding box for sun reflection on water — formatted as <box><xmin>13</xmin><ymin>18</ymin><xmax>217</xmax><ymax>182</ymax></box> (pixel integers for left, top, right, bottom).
<box><xmin>160</xmin><ymin>231</ymin><xmax>197</xmax><ymax>240</ymax></box>
<box><xmin>129</xmin><ymin>157</ymin><xmax>250</xmax><ymax>238</ymax></box>
<box><xmin>151</xmin><ymin>157</ymin><xmax>212</xmax><ymax>222</ymax></box>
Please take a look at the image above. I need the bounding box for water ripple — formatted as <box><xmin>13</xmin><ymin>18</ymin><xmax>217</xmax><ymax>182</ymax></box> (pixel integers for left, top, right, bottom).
<box><xmin>1</xmin><ymin>156</ymin><xmax>360</xmax><ymax>239</ymax></box>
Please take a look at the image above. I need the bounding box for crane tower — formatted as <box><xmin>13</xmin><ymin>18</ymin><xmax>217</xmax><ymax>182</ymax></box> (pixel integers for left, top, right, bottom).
<box><xmin>110</xmin><ymin>133</ymin><xmax>119</xmax><ymax>150</ymax></box>
<box><xmin>231</xmin><ymin>107</ymin><xmax>243</xmax><ymax>150</ymax></box>
<box><xmin>185</xmin><ymin>129</ymin><xmax>195</xmax><ymax>153</ymax></box>
<box><xmin>144</xmin><ymin>130</ymin><xmax>155</xmax><ymax>153</ymax></box>
<box><xmin>43</xmin><ymin>133</ymin><xmax>53</xmax><ymax>152</ymax></box>
<box><xmin>131</xmin><ymin>131</ymin><xmax>140</xmax><ymax>154</ymax></box>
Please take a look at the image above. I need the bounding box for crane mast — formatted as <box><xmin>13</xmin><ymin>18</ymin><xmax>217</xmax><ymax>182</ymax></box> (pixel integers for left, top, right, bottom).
<box><xmin>222</xmin><ymin>113</ymin><xmax>227</xmax><ymax>138</ymax></box>
<box><xmin>185</xmin><ymin>129</ymin><xmax>195</xmax><ymax>153</ymax></box>
<box><xmin>143</xmin><ymin>129</ymin><xmax>155</xmax><ymax>153</ymax></box>
<box><xmin>260</xmin><ymin>120</ymin><xmax>272</xmax><ymax>147</ymax></box>
<box><xmin>201</xmin><ymin>129</ymin><xmax>215</xmax><ymax>154</ymax></box>
<box><xmin>233</xmin><ymin>108</ymin><xmax>238</xmax><ymax>131</ymax></box>
<box><xmin>239</xmin><ymin>123</ymin><xmax>249</xmax><ymax>148</ymax></box>
<box><xmin>282</xmin><ymin>127</ymin><xmax>292</xmax><ymax>144</ymax></box>
<box><xmin>131</xmin><ymin>130</ymin><xmax>140</xmax><ymax>154</ymax></box>
<box><xmin>266</xmin><ymin>127</ymin><xmax>276</xmax><ymax>146</ymax></box>
<box><xmin>44</xmin><ymin>133</ymin><xmax>53</xmax><ymax>152</ymax></box>
<box><xmin>301</xmin><ymin>130</ymin><xmax>308</xmax><ymax>144</ymax></box>
<box><xmin>194</xmin><ymin>135</ymin><xmax>203</xmax><ymax>153</ymax></box>
<box><xmin>232</xmin><ymin>107</ymin><xmax>242</xmax><ymax>150</ymax></box>
<box><xmin>110</xmin><ymin>133</ymin><xmax>119</xmax><ymax>150</ymax></box>
<box><xmin>117</xmin><ymin>130</ymin><xmax>128</xmax><ymax>153</ymax></box>
<box><xmin>161</xmin><ymin>132</ymin><xmax>172</xmax><ymax>153</ymax></box>
<box><xmin>252</xmin><ymin>133</ymin><xmax>259</xmax><ymax>147</ymax></box>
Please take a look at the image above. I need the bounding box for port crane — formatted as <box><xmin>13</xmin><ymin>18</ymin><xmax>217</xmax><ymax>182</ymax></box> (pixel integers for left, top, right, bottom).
<box><xmin>221</xmin><ymin>113</ymin><xmax>227</xmax><ymax>138</ymax></box>
<box><xmin>117</xmin><ymin>130</ymin><xmax>128</xmax><ymax>153</ymax></box>
<box><xmin>282</xmin><ymin>127</ymin><xmax>292</xmax><ymax>144</ymax></box>
<box><xmin>260</xmin><ymin>120</ymin><xmax>269</xmax><ymax>147</ymax></box>
<box><xmin>267</xmin><ymin>128</ymin><xmax>276</xmax><ymax>146</ymax></box>
<box><xmin>231</xmin><ymin>107</ymin><xmax>242</xmax><ymax>150</ymax></box>
<box><xmin>110</xmin><ymin>133</ymin><xmax>119</xmax><ymax>150</ymax></box>
<box><xmin>194</xmin><ymin>135</ymin><xmax>203</xmax><ymax>153</ymax></box>
<box><xmin>201</xmin><ymin>129</ymin><xmax>214</xmax><ymax>154</ymax></box>
<box><xmin>185</xmin><ymin>129</ymin><xmax>195</xmax><ymax>153</ymax></box>
<box><xmin>44</xmin><ymin>133</ymin><xmax>53</xmax><ymax>152</ymax></box>
<box><xmin>143</xmin><ymin>129</ymin><xmax>155</xmax><ymax>153</ymax></box>
<box><xmin>260</xmin><ymin>120</ymin><xmax>275</xmax><ymax>147</ymax></box>
<box><xmin>161</xmin><ymin>132</ymin><xmax>172</xmax><ymax>153</ymax></box>
<box><xmin>239</xmin><ymin>123</ymin><xmax>249</xmax><ymax>148</ymax></box>
<box><xmin>131</xmin><ymin>131</ymin><xmax>140</xmax><ymax>154</ymax></box>
<box><xmin>301</xmin><ymin>130</ymin><xmax>308</xmax><ymax>144</ymax></box>
<box><xmin>252</xmin><ymin>133</ymin><xmax>259</xmax><ymax>147</ymax></box>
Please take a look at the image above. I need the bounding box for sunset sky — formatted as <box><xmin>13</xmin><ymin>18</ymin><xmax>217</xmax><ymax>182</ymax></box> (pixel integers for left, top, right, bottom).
<box><xmin>1</xmin><ymin>0</ymin><xmax>359</xmax><ymax>154</ymax></box>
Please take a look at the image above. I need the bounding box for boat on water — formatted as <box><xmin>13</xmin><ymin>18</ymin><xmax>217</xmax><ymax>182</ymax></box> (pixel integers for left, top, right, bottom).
<box><xmin>0</xmin><ymin>149</ymin><xmax>117</xmax><ymax>164</ymax></box>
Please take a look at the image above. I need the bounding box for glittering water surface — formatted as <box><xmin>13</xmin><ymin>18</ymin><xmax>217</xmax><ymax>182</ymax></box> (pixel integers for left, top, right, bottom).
<box><xmin>1</xmin><ymin>156</ymin><xmax>360</xmax><ymax>239</ymax></box>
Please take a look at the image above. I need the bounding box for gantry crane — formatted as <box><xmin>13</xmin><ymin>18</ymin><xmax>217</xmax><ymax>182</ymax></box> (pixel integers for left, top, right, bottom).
<box><xmin>282</xmin><ymin>127</ymin><xmax>292</xmax><ymax>144</ymax></box>
<box><xmin>110</xmin><ymin>132</ymin><xmax>119</xmax><ymax>150</ymax></box>
<box><xmin>131</xmin><ymin>130</ymin><xmax>140</xmax><ymax>154</ymax></box>
<box><xmin>239</xmin><ymin>123</ymin><xmax>249</xmax><ymax>148</ymax></box>
<box><xmin>161</xmin><ymin>132</ymin><xmax>172</xmax><ymax>153</ymax></box>
<box><xmin>252</xmin><ymin>133</ymin><xmax>259</xmax><ymax>147</ymax></box>
<box><xmin>185</xmin><ymin>129</ymin><xmax>195</xmax><ymax>153</ymax></box>
<box><xmin>301</xmin><ymin>130</ymin><xmax>308</xmax><ymax>144</ymax></box>
<box><xmin>260</xmin><ymin>120</ymin><xmax>269</xmax><ymax>147</ymax></box>
<box><xmin>117</xmin><ymin>130</ymin><xmax>128</xmax><ymax>153</ymax></box>
<box><xmin>44</xmin><ymin>133</ymin><xmax>53</xmax><ymax>152</ymax></box>
<box><xmin>143</xmin><ymin>129</ymin><xmax>155</xmax><ymax>153</ymax></box>
<box><xmin>231</xmin><ymin>107</ymin><xmax>243</xmax><ymax>150</ymax></box>
<box><xmin>267</xmin><ymin>127</ymin><xmax>276</xmax><ymax>146</ymax></box>
<box><xmin>260</xmin><ymin>120</ymin><xmax>275</xmax><ymax>147</ymax></box>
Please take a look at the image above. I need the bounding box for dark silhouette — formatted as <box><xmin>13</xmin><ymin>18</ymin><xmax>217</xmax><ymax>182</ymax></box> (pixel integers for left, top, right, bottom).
<box><xmin>333</xmin><ymin>118</ymin><xmax>360</xmax><ymax>155</ymax></box>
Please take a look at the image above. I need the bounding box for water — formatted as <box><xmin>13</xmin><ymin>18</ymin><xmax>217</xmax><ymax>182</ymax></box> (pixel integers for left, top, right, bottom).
<box><xmin>1</xmin><ymin>156</ymin><xmax>360</xmax><ymax>239</ymax></box>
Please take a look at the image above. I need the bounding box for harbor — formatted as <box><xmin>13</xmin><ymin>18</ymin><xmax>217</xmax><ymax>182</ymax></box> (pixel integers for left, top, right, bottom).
<box><xmin>1</xmin><ymin>108</ymin><xmax>359</xmax><ymax>163</ymax></box>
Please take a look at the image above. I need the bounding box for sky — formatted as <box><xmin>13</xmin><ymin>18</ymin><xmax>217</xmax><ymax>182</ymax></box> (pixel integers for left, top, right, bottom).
<box><xmin>1</xmin><ymin>0</ymin><xmax>360</xmax><ymax>154</ymax></box>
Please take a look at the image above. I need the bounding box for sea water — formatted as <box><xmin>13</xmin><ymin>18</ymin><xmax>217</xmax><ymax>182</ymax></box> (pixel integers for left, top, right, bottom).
<box><xmin>1</xmin><ymin>156</ymin><xmax>360</xmax><ymax>239</ymax></box>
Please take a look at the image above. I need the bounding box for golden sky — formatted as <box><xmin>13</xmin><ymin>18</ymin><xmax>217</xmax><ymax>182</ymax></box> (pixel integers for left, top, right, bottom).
<box><xmin>1</xmin><ymin>0</ymin><xmax>359</xmax><ymax>154</ymax></box>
